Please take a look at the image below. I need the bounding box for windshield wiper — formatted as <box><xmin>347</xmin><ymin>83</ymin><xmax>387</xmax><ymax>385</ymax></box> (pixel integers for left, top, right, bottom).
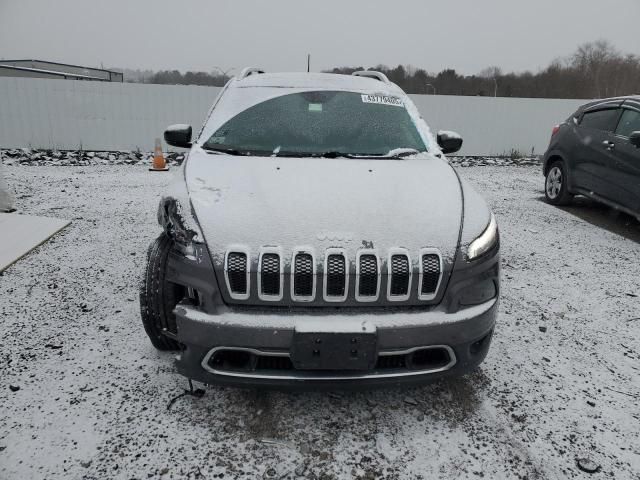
<box><xmin>374</xmin><ymin>148</ymin><xmax>425</xmax><ymax>159</ymax></box>
<box><xmin>272</xmin><ymin>150</ymin><xmax>356</xmax><ymax>158</ymax></box>
<box><xmin>202</xmin><ymin>146</ymin><xmax>250</xmax><ymax>156</ymax></box>
<box><xmin>316</xmin><ymin>149</ymin><xmax>425</xmax><ymax>159</ymax></box>
<box><xmin>271</xmin><ymin>149</ymin><xmax>426</xmax><ymax>159</ymax></box>
<box><xmin>314</xmin><ymin>151</ymin><xmax>356</xmax><ymax>158</ymax></box>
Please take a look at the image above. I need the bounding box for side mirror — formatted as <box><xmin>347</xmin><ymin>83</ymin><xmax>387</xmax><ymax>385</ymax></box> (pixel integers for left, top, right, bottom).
<box><xmin>629</xmin><ymin>131</ymin><xmax>640</xmax><ymax>148</ymax></box>
<box><xmin>164</xmin><ymin>124</ymin><xmax>192</xmax><ymax>148</ymax></box>
<box><xmin>437</xmin><ymin>130</ymin><xmax>463</xmax><ymax>154</ymax></box>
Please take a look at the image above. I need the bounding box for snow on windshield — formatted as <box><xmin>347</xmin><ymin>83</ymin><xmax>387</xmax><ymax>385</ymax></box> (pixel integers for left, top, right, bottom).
<box><xmin>197</xmin><ymin>83</ymin><xmax>438</xmax><ymax>155</ymax></box>
<box><xmin>202</xmin><ymin>91</ymin><xmax>427</xmax><ymax>157</ymax></box>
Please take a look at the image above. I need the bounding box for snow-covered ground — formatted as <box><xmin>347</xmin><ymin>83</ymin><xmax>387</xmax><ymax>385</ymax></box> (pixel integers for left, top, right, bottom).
<box><xmin>1</xmin><ymin>162</ymin><xmax>638</xmax><ymax>479</ymax></box>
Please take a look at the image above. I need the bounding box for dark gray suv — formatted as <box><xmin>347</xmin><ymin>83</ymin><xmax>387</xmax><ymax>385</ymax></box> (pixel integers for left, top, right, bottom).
<box><xmin>543</xmin><ymin>96</ymin><xmax>640</xmax><ymax>218</ymax></box>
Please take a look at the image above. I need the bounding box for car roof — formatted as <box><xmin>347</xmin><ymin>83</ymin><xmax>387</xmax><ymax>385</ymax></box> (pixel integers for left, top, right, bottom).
<box><xmin>232</xmin><ymin>71</ymin><xmax>404</xmax><ymax>95</ymax></box>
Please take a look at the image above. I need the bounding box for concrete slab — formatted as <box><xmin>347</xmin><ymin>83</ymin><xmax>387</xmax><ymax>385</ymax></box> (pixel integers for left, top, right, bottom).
<box><xmin>0</xmin><ymin>213</ymin><xmax>70</xmax><ymax>272</ymax></box>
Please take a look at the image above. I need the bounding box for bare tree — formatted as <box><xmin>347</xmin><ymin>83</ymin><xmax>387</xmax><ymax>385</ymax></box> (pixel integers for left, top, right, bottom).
<box><xmin>572</xmin><ymin>40</ymin><xmax>618</xmax><ymax>97</ymax></box>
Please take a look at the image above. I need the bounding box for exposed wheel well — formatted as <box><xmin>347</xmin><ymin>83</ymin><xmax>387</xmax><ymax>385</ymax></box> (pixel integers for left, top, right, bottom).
<box><xmin>544</xmin><ymin>155</ymin><xmax>564</xmax><ymax>175</ymax></box>
<box><xmin>139</xmin><ymin>233</ymin><xmax>184</xmax><ymax>350</ymax></box>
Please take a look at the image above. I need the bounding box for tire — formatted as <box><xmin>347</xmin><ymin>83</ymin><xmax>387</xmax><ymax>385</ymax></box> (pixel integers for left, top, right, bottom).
<box><xmin>544</xmin><ymin>160</ymin><xmax>573</xmax><ymax>206</ymax></box>
<box><xmin>139</xmin><ymin>233</ymin><xmax>184</xmax><ymax>351</ymax></box>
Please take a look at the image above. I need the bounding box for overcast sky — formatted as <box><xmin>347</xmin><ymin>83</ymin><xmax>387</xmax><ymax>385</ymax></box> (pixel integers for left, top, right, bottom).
<box><xmin>1</xmin><ymin>0</ymin><xmax>639</xmax><ymax>75</ymax></box>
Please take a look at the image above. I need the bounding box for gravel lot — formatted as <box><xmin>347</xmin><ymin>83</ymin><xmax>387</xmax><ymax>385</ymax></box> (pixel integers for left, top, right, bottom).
<box><xmin>1</xmin><ymin>162</ymin><xmax>639</xmax><ymax>479</ymax></box>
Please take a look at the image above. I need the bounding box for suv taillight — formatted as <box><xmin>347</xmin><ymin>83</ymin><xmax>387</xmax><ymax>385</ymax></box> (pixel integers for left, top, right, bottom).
<box><xmin>551</xmin><ymin>125</ymin><xmax>560</xmax><ymax>137</ymax></box>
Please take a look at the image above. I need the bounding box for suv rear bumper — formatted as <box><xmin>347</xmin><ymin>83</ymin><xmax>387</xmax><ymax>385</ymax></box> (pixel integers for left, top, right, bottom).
<box><xmin>173</xmin><ymin>298</ymin><xmax>497</xmax><ymax>389</ymax></box>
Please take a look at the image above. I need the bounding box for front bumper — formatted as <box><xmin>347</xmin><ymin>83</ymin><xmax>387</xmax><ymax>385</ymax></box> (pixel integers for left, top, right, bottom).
<box><xmin>174</xmin><ymin>298</ymin><xmax>497</xmax><ymax>389</ymax></box>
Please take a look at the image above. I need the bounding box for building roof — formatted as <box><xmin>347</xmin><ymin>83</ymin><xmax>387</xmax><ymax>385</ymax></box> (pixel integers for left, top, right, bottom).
<box><xmin>0</xmin><ymin>64</ymin><xmax>106</xmax><ymax>81</ymax></box>
<box><xmin>0</xmin><ymin>59</ymin><xmax>122</xmax><ymax>75</ymax></box>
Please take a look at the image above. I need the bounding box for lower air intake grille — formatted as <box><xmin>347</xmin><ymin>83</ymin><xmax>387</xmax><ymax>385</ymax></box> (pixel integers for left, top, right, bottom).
<box><xmin>227</xmin><ymin>252</ymin><xmax>247</xmax><ymax>294</ymax></box>
<box><xmin>358</xmin><ymin>255</ymin><xmax>378</xmax><ymax>297</ymax></box>
<box><xmin>390</xmin><ymin>254</ymin><xmax>410</xmax><ymax>296</ymax></box>
<box><xmin>326</xmin><ymin>254</ymin><xmax>346</xmax><ymax>297</ymax></box>
<box><xmin>421</xmin><ymin>254</ymin><xmax>441</xmax><ymax>295</ymax></box>
<box><xmin>293</xmin><ymin>253</ymin><xmax>314</xmax><ymax>297</ymax></box>
<box><xmin>261</xmin><ymin>254</ymin><xmax>281</xmax><ymax>296</ymax></box>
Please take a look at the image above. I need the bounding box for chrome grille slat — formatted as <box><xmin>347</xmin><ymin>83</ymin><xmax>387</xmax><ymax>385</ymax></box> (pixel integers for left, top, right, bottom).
<box><xmin>260</xmin><ymin>253</ymin><xmax>281</xmax><ymax>298</ymax></box>
<box><xmin>418</xmin><ymin>248</ymin><xmax>442</xmax><ymax>301</ymax></box>
<box><xmin>293</xmin><ymin>253</ymin><xmax>314</xmax><ymax>298</ymax></box>
<box><xmin>326</xmin><ymin>254</ymin><xmax>346</xmax><ymax>298</ymax></box>
<box><xmin>421</xmin><ymin>254</ymin><xmax>440</xmax><ymax>294</ymax></box>
<box><xmin>225</xmin><ymin>250</ymin><xmax>250</xmax><ymax>300</ymax></box>
<box><xmin>389</xmin><ymin>254</ymin><xmax>410</xmax><ymax>297</ymax></box>
<box><xmin>358</xmin><ymin>254</ymin><xmax>378</xmax><ymax>298</ymax></box>
<box><xmin>227</xmin><ymin>253</ymin><xmax>247</xmax><ymax>294</ymax></box>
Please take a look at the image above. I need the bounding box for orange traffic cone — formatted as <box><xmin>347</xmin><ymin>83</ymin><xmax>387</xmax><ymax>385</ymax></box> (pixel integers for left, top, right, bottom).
<box><xmin>149</xmin><ymin>138</ymin><xmax>169</xmax><ymax>171</ymax></box>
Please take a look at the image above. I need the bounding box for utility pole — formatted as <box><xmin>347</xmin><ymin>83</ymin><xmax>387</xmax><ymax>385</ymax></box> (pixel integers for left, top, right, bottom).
<box><xmin>307</xmin><ymin>54</ymin><xmax>310</xmax><ymax>73</ymax></box>
<box><xmin>212</xmin><ymin>66</ymin><xmax>236</xmax><ymax>83</ymax></box>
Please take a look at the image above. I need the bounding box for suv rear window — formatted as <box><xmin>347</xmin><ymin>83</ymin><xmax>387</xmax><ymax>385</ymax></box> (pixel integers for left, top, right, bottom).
<box><xmin>203</xmin><ymin>91</ymin><xmax>427</xmax><ymax>157</ymax></box>
<box><xmin>580</xmin><ymin>109</ymin><xmax>619</xmax><ymax>132</ymax></box>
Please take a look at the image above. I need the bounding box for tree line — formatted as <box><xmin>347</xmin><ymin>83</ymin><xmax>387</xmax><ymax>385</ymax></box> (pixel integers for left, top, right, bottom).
<box><xmin>120</xmin><ymin>68</ymin><xmax>230</xmax><ymax>86</ymax></box>
<box><xmin>120</xmin><ymin>41</ymin><xmax>639</xmax><ymax>99</ymax></box>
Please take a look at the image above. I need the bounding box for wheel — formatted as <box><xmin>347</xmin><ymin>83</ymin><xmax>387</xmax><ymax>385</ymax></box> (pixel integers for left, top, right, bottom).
<box><xmin>545</xmin><ymin>160</ymin><xmax>573</xmax><ymax>206</ymax></box>
<box><xmin>139</xmin><ymin>233</ymin><xmax>184</xmax><ymax>351</ymax></box>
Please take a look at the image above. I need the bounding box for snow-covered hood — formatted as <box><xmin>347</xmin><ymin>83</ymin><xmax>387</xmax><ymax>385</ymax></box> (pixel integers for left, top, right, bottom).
<box><xmin>185</xmin><ymin>147</ymin><xmax>462</xmax><ymax>267</ymax></box>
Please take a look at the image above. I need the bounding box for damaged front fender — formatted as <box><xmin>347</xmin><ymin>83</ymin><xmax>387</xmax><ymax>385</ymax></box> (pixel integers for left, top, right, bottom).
<box><xmin>157</xmin><ymin>197</ymin><xmax>197</xmax><ymax>246</ymax></box>
<box><xmin>157</xmin><ymin>166</ymin><xmax>204</xmax><ymax>247</ymax></box>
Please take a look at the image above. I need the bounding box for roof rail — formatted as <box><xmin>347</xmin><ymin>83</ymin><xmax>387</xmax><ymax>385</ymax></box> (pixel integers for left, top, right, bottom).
<box><xmin>238</xmin><ymin>67</ymin><xmax>266</xmax><ymax>80</ymax></box>
<box><xmin>352</xmin><ymin>71</ymin><xmax>390</xmax><ymax>84</ymax></box>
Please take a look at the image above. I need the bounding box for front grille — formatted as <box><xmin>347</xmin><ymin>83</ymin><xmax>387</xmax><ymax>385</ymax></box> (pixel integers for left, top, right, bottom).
<box><xmin>223</xmin><ymin>248</ymin><xmax>442</xmax><ymax>305</ymax></box>
<box><xmin>226</xmin><ymin>252</ymin><xmax>248</xmax><ymax>295</ymax></box>
<box><xmin>389</xmin><ymin>254</ymin><xmax>410</xmax><ymax>296</ymax></box>
<box><xmin>293</xmin><ymin>253</ymin><xmax>314</xmax><ymax>297</ymax></box>
<box><xmin>421</xmin><ymin>254</ymin><xmax>441</xmax><ymax>295</ymax></box>
<box><xmin>358</xmin><ymin>255</ymin><xmax>378</xmax><ymax>297</ymax></box>
<box><xmin>326</xmin><ymin>254</ymin><xmax>346</xmax><ymax>297</ymax></box>
<box><xmin>260</xmin><ymin>253</ymin><xmax>281</xmax><ymax>296</ymax></box>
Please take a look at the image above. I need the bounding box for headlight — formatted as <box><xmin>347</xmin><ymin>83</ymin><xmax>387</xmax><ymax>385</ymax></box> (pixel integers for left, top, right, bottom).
<box><xmin>467</xmin><ymin>213</ymin><xmax>498</xmax><ymax>261</ymax></box>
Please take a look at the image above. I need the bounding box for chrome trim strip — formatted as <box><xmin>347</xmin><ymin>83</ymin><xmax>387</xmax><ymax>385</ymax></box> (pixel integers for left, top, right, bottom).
<box><xmin>355</xmin><ymin>249</ymin><xmax>380</xmax><ymax>302</ymax></box>
<box><xmin>386</xmin><ymin>248</ymin><xmax>412</xmax><ymax>302</ymax></box>
<box><xmin>205</xmin><ymin>346</ymin><xmax>290</xmax><ymax>358</ymax></box>
<box><xmin>257</xmin><ymin>247</ymin><xmax>283</xmax><ymax>301</ymax></box>
<box><xmin>378</xmin><ymin>345</ymin><xmax>454</xmax><ymax>357</ymax></box>
<box><xmin>323</xmin><ymin>248</ymin><xmax>349</xmax><ymax>303</ymax></box>
<box><xmin>417</xmin><ymin>248</ymin><xmax>443</xmax><ymax>301</ymax></box>
<box><xmin>200</xmin><ymin>345</ymin><xmax>457</xmax><ymax>381</ymax></box>
<box><xmin>224</xmin><ymin>247</ymin><xmax>250</xmax><ymax>301</ymax></box>
<box><xmin>290</xmin><ymin>247</ymin><xmax>316</xmax><ymax>302</ymax></box>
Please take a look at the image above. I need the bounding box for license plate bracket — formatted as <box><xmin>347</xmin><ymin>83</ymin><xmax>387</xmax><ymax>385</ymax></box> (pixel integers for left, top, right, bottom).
<box><xmin>291</xmin><ymin>331</ymin><xmax>378</xmax><ymax>370</ymax></box>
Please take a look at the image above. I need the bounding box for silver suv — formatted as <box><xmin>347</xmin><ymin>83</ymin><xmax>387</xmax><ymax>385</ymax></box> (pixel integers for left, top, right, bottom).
<box><xmin>140</xmin><ymin>68</ymin><xmax>500</xmax><ymax>388</ymax></box>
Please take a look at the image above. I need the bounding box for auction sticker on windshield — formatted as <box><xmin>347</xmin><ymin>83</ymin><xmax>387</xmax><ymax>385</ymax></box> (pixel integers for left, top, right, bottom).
<box><xmin>361</xmin><ymin>94</ymin><xmax>404</xmax><ymax>107</ymax></box>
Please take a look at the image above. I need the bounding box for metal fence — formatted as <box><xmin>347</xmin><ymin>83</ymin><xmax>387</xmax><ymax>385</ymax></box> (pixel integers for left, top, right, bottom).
<box><xmin>0</xmin><ymin>78</ymin><xmax>217</xmax><ymax>152</ymax></box>
<box><xmin>0</xmin><ymin>77</ymin><xmax>587</xmax><ymax>155</ymax></box>
<box><xmin>410</xmin><ymin>94</ymin><xmax>585</xmax><ymax>156</ymax></box>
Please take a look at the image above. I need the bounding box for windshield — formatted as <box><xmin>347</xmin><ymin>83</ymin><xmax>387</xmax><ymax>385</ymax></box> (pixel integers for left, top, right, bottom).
<box><xmin>202</xmin><ymin>90</ymin><xmax>427</xmax><ymax>157</ymax></box>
